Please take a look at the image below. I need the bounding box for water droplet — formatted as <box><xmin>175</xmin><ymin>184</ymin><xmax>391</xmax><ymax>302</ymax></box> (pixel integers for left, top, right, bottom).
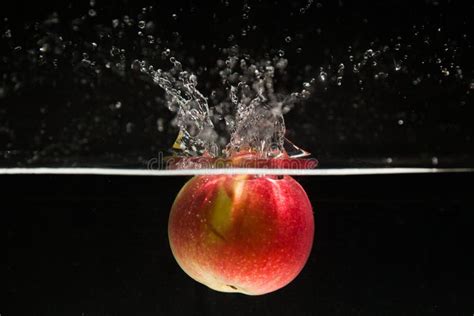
<box><xmin>126</xmin><ymin>122</ymin><xmax>134</xmax><ymax>133</ymax></box>
<box><xmin>319</xmin><ymin>71</ymin><xmax>327</xmax><ymax>82</ymax></box>
<box><xmin>431</xmin><ymin>157</ymin><xmax>439</xmax><ymax>165</ymax></box>
<box><xmin>115</xmin><ymin>101</ymin><xmax>122</xmax><ymax>109</ymax></box>
<box><xmin>172</xmin><ymin>13</ymin><xmax>178</xmax><ymax>20</ymax></box>
<box><xmin>285</xmin><ymin>36</ymin><xmax>292</xmax><ymax>43</ymax></box>
<box><xmin>441</xmin><ymin>67</ymin><xmax>450</xmax><ymax>76</ymax></box>
<box><xmin>131</xmin><ymin>59</ymin><xmax>142</xmax><ymax>71</ymax></box>
<box><xmin>397</xmin><ymin>119</ymin><xmax>404</xmax><ymax>125</ymax></box>
<box><xmin>353</xmin><ymin>64</ymin><xmax>360</xmax><ymax>73</ymax></box>
<box><xmin>296</xmin><ymin>87</ymin><xmax>308</xmax><ymax>98</ymax></box>
<box><xmin>338</xmin><ymin>63</ymin><xmax>345</xmax><ymax>72</ymax></box>
<box><xmin>110</xmin><ymin>46</ymin><xmax>120</xmax><ymax>57</ymax></box>
<box><xmin>412</xmin><ymin>77</ymin><xmax>422</xmax><ymax>85</ymax></box>
<box><xmin>112</xmin><ymin>19</ymin><xmax>119</xmax><ymax>28</ymax></box>
<box><xmin>88</xmin><ymin>9</ymin><xmax>97</xmax><ymax>17</ymax></box>
<box><xmin>138</xmin><ymin>20</ymin><xmax>146</xmax><ymax>29</ymax></box>
<box><xmin>394</xmin><ymin>61</ymin><xmax>401</xmax><ymax>71</ymax></box>
<box><xmin>275</xmin><ymin>58</ymin><xmax>288</xmax><ymax>69</ymax></box>
<box><xmin>39</xmin><ymin>44</ymin><xmax>49</xmax><ymax>52</ymax></box>
<box><xmin>278</xmin><ymin>49</ymin><xmax>285</xmax><ymax>57</ymax></box>
<box><xmin>300</xmin><ymin>0</ymin><xmax>314</xmax><ymax>13</ymax></box>
<box><xmin>162</xmin><ymin>48</ymin><xmax>171</xmax><ymax>57</ymax></box>
<box><xmin>81</xmin><ymin>58</ymin><xmax>92</xmax><ymax>67</ymax></box>
<box><xmin>4</xmin><ymin>29</ymin><xmax>12</xmax><ymax>38</ymax></box>
<box><xmin>157</xmin><ymin>118</ymin><xmax>165</xmax><ymax>132</ymax></box>
<box><xmin>364</xmin><ymin>49</ymin><xmax>374</xmax><ymax>59</ymax></box>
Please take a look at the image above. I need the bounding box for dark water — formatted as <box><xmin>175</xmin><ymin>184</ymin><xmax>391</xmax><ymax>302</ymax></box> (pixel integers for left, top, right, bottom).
<box><xmin>3</xmin><ymin>173</ymin><xmax>474</xmax><ymax>315</ymax></box>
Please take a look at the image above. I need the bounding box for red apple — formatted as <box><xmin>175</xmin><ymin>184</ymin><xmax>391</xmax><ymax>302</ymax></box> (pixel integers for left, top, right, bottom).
<box><xmin>168</xmin><ymin>174</ymin><xmax>314</xmax><ymax>295</ymax></box>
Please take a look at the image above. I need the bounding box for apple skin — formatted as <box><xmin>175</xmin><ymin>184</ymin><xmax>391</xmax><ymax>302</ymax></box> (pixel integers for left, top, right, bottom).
<box><xmin>168</xmin><ymin>175</ymin><xmax>314</xmax><ymax>295</ymax></box>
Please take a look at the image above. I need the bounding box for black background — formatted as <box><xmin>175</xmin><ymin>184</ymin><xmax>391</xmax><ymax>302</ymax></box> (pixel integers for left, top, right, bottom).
<box><xmin>3</xmin><ymin>173</ymin><xmax>474</xmax><ymax>315</ymax></box>
<box><xmin>0</xmin><ymin>0</ymin><xmax>473</xmax><ymax>167</ymax></box>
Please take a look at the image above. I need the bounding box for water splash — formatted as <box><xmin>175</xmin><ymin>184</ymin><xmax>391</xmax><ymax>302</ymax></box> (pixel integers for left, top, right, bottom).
<box><xmin>142</xmin><ymin>47</ymin><xmax>313</xmax><ymax>158</ymax></box>
<box><xmin>147</xmin><ymin>58</ymin><xmax>216</xmax><ymax>156</ymax></box>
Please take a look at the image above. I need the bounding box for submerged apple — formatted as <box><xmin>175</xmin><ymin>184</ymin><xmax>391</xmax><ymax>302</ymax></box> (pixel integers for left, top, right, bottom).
<box><xmin>168</xmin><ymin>174</ymin><xmax>314</xmax><ymax>295</ymax></box>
